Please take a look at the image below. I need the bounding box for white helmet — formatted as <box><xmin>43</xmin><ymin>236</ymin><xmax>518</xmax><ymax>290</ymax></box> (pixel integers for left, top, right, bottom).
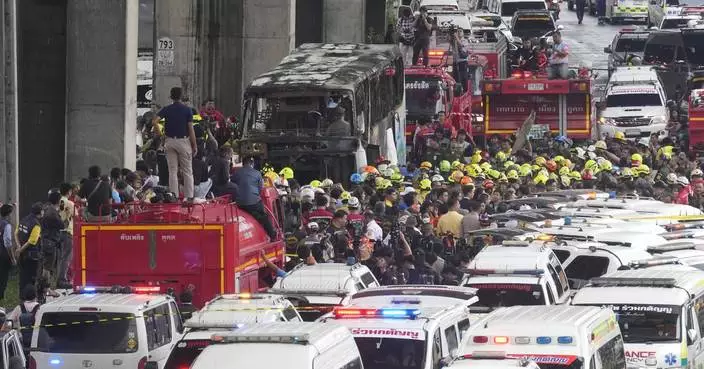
<box><xmin>300</xmin><ymin>188</ymin><xmax>315</xmax><ymax>200</ymax></box>
<box><xmin>321</xmin><ymin>179</ymin><xmax>334</xmax><ymax>188</ymax></box>
<box><xmin>667</xmin><ymin>173</ymin><xmax>678</xmax><ymax>184</ymax></box>
<box><xmin>348</xmin><ymin>196</ymin><xmax>360</xmax><ymax>208</ymax></box>
<box><xmin>637</xmin><ymin>137</ymin><xmax>650</xmax><ymax>147</ymax></box>
<box><xmin>307</xmin><ymin>222</ymin><xmax>319</xmax><ymax>231</ymax></box>
<box><xmin>431</xmin><ymin>174</ymin><xmax>444</xmax><ymax>182</ymax></box>
<box><xmin>274</xmin><ymin>177</ymin><xmax>289</xmax><ymax>188</ymax></box>
<box><xmin>692</xmin><ymin>169</ymin><xmax>704</xmax><ymax>177</ymax></box>
<box><xmin>677</xmin><ymin>176</ymin><xmax>690</xmax><ymax>186</ymax></box>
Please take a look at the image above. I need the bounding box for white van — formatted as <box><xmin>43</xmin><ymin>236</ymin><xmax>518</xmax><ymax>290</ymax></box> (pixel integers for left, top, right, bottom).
<box><xmin>421</xmin><ymin>0</ymin><xmax>461</xmax><ymax>11</ymax></box>
<box><xmin>572</xmin><ymin>269</ymin><xmax>704</xmax><ymax>369</ymax></box>
<box><xmin>534</xmin><ymin>225</ymin><xmax>668</xmax><ymax>249</ymax></box>
<box><xmin>458</xmin><ymin>305</ymin><xmax>625</xmax><ymax>369</ymax></box>
<box><xmin>485</xmin><ymin>0</ymin><xmax>548</xmax><ymax>22</ymax></box>
<box><xmin>30</xmin><ymin>286</ymin><xmax>183</xmax><ymax>369</ymax></box>
<box><xmin>164</xmin><ymin>293</ymin><xmax>302</xmax><ymax>369</ymax></box>
<box><xmin>461</xmin><ymin>241</ymin><xmax>571</xmax><ymax>310</ymax></box>
<box><xmin>551</xmin><ymin>240</ymin><xmax>654</xmax><ymax>288</ymax></box>
<box><xmin>269</xmin><ymin>263</ymin><xmax>379</xmax><ymax>321</ymax></box>
<box><xmin>190</xmin><ymin>322</ymin><xmax>362</xmax><ymax>369</ymax></box>
<box><xmin>320</xmin><ymin>302</ymin><xmax>474</xmax><ymax>369</ymax></box>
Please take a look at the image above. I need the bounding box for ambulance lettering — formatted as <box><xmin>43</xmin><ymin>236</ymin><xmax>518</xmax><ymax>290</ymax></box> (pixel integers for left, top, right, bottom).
<box><xmin>625</xmin><ymin>351</ymin><xmax>656</xmax><ymax>364</ymax></box>
<box><xmin>350</xmin><ymin>328</ymin><xmax>422</xmax><ymax>340</ymax></box>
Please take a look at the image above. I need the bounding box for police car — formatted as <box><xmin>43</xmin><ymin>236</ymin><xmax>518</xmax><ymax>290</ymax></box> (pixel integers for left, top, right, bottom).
<box><xmin>30</xmin><ymin>286</ymin><xmax>184</xmax><ymax>369</ymax></box>
<box><xmin>461</xmin><ymin>241</ymin><xmax>571</xmax><ymax>310</ymax></box>
<box><xmin>458</xmin><ymin>305</ymin><xmax>625</xmax><ymax>369</ymax></box>
<box><xmin>191</xmin><ymin>322</ymin><xmax>363</xmax><ymax>369</ymax></box>
<box><xmin>572</xmin><ymin>269</ymin><xmax>704</xmax><ymax>369</ymax></box>
<box><xmin>268</xmin><ymin>263</ymin><xmax>379</xmax><ymax>321</ymax></box>
<box><xmin>164</xmin><ymin>293</ymin><xmax>302</xmax><ymax>369</ymax></box>
<box><xmin>319</xmin><ymin>301</ymin><xmax>473</xmax><ymax>369</ymax></box>
<box><xmin>600</xmin><ymin>66</ymin><xmax>670</xmax><ymax>140</ymax></box>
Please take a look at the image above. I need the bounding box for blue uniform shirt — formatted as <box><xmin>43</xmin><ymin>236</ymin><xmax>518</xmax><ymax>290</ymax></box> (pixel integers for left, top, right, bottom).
<box><xmin>158</xmin><ymin>102</ymin><xmax>193</xmax><ymax>138</ymax></box>
<box><xmin>231</xmin><ymin>166</ymin><xmax>263</xmax><ymax>206</ymax></box>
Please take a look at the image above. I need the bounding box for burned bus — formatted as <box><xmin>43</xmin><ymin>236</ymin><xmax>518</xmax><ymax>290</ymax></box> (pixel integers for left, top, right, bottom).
<box><xmin>239</xmin><ymin>43</ymin><xmax>406</xmax><ymax>183</ymax></box>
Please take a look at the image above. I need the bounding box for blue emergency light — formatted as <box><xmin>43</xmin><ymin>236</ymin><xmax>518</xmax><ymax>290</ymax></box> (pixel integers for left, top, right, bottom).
<box><xmin>558</xmin><ymin>336</ymin><xmax>574</xmax><ymax>344</ymax></box>
<box><xmin>536</xmin><ymin>336</ymin><xmax>552</xmax><ymax>344</ymax></box>
<box><xmin>334</xmin><ymin>307</ymin><xmax>421</xmax><ymax>320</ymax></box>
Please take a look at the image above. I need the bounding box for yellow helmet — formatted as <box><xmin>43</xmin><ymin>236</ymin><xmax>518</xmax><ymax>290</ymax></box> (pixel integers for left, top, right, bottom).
<box><xmin>507</xmin><ymin>170</ymin><xmax>519</xmax><ymax>180</ymax></box>
<box><xmin>637</xmin><ymin>164</ymin><xmax>651</xmax><ymax>175</ymax></box>
<box><xmin>548</xmin><ymin>172</ymin><xmax>559</xmax><ymax>181</ymax></box>
<box><xmin>465</xmin><ymin>165</ymin><xmax>478</xmax><ymax>177</ymax></box>
<box><xmin>559</xmin><ymin>166</ymin><xmax>570</xmax><ymax>176</ymax></box>
<box><xmin>261</xmin><ymin>163</ymin><xmax>275</xmax><ymax>174</ymax></box>
<box><xmin>451</xmin><ymin>160</ymin><xmax>463</xmax><ymax>170</ymax></box>
<box><xmin>504</xmin><ymin>160</ymin><xmax>515</xmax><ymax>169</ymax></box>
<box><xmin>554</xmin><ymin>155</ymin><xmax>565</xmax><ymax>164</ymax></box>
<box><xmin>420</xmin><ymin>161</ymin><xmax>433</xmax><ymax>170</ymax></box>
<box><xmin>496</xmin><ymin>151</ymin><xmax>507</xmax><ymax>162</ymax></box>
<box><xmin>658</xmin><ymin>145</ymin><xmax>674</xmax><ymax>160</ymax></box>
<box><xmin>279</xmin><ymin>167</ymin><xmax>294</xmax><ymax>180</ymax></box>
<box><xmin>439</xmin><ymin>160</ymin><xmax>452</xmax><ymax>172</ymax></box>
<box><xmin>341</xmin><ymin>191</ymin><xmax>351</xmax><ymax>201</ymax></box>
<box><xmin>519</xmin><ymin>166</ymin><xmax>532</xmax><ymax>177</ymax></box>
<box><xmin>595</xmin><ymin>140</ymin><xmax>607</xmax><ymax>150</ymax></box>
<box><xmin>534</xmin><ymin>172</ymin><xmax>549</xmax><ymax>185</ymax></box>
<box><xmin>480</xmin><ymin>162</ymin><xmax>492</xmax><ymax>171</ymax></box>
<box><xmin>419</xmin><ymin>178</ymin><xmax>432</xmax><ymax>190</ymax></box>
<box><xmin>193</xmin><ymin>114</ymin><xmax>203</xmax><ymax>122</ymax></box>
<box><xmin>562</xmin><ymin>159</ymin><xmax>572</xmax><ymax>169</ymax></box>
<box><xmin>450</xmin><ymin>170</ymin><xmax>464</xmax><ymax>183</ymax></box>
<box><xmin>585</xmin><ymin>159</ymin><xmax>598</xmax><ymax>171</ymax></box>
<box><xmin>599</xmin><ymin>160</ymin><xmax>613</xmax><ymax>172</ymax></box>
<box><xmin>264</xmin><ymin>171</ymin><xmax>279</xmax><ymax>182</ymax></box>
<box><xmin>614</xmin><ymin>131</ymin><xmax>625</xmax><ymax>141</ymax></box>
<box><xmin>486</xmin><ymin>169</ymin><xmax>501</xmax><ymax>180</ymax></box>
<box><xmin>535</xmin><ymin>156</ymin><xmax>547</xmax><ymax>167</ymax></box>
<box><xmin>570</xmin><ymin>170</ymin><xmax>582</xmax><ymax>180</ymax></box>
<box><xmin>310</xmin><ymin>180</ymin><xmax>322</xmax><ymax>188</ymax></box>
<box><xmin>621</xmin><ymin>168</ymin><xmax>634</xmax><ymax>178</ymax></box>
<box><xmin>471</xmin><ymin>152</ymin><xmax>482</xmax><ymax>164</ymax></box>
<box><xmin>560</xmin><ymin>175</ymin><xmax>571</xmax><ymax>187</ymax></box>
<box><xmin>498</xmin><ymin>173</ymin><xmax>508</xmax><ymax>183</ymax></box>
<box><xmin>390</xmin><ymin>172</ymin><xmax>403</xmax><ymax>182</ymax></box>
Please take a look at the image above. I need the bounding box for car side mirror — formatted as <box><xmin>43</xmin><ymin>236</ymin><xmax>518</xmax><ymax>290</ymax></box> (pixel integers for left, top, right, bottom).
<box><xmin>604</xmin><ymin>46</ymin><xmax>612</xmax><ymax>53</ymax></box>
<box><xmin>144</xmin><ymin>362</ymin><xmax>159</xmax><ymax>369</ymax></box>
<box><xmin>688</xmin><ymin>329</ymin><xmax>697</xmax><ymax>345</ymax></box>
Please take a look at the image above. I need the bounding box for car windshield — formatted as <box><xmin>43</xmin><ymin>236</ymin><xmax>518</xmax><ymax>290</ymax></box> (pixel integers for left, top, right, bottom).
<box><xmin>606</xmin><ymin>93</ymin><xmax>661</xmax><ymax>107</ymax></box>
<box><xmin>164</xmin><ymin>339</ymin><xmax>210</xmax><ymax>369</ymax></box>
<box><xmin>355</xmin><ymin>337</ymin><xmax>426</xmax><ymax>369</ymax></box>
<box><xmin>502</xmin><ymin>2</ymin><xmax>546</xmax><ymax>16</ymax></box>
<box><xmin>644</xmin><ymin>43</ymin><xmax>676</xmax><ymax>64</ymax></box>
<box><xmin>512</xmin><ymin>17</ymin><xmax>555</xmax><ymax>38</ymax></box>
<box><xmin>683</xmin><ymin>32</ymin><xmax>704</xmax><ymax>66</ymax></box>
<box><xmin>465</xmin><ymin>283</ymin><xmax>545</xmax><ymax>308</ymax></box>
<box><xmin>662</xmin><ymin>18</ymin><xmax>693</xmax><ymax>29</ymax></box>
<box><xmin>580</xmin><ymin>304</ymin><xmax>681</xmax><ymax>343</ymax></box>
<box><xmin>37</xmin><ymin>312</ymin><xmax>138</xmax><ymax>354</ymax></box>
<box><xmin>615</xmin><ymin>37</ymin><xmax>647</xmax><ymax>52</ymax></box>
<box><xmin>406</xmin><ymin>77</ymin><xmax>446</xmax><ymax>118</ymax></box>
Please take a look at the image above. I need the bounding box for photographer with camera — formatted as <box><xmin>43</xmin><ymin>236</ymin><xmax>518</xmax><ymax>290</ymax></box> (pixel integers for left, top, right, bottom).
<box><xmin>412</xmin><ymin>7</ymin><xmax>433</xmax><ymax>67</ymax></box>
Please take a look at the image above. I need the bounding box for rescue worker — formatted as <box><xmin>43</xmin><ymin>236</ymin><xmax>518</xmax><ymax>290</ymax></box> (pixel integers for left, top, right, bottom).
<box><xmin>0</xmin><ymin>204</ymin><xmax>15</xmax><ymax>300</ymax></box>
<box><xmin>15</xmin><ymin>203</ymin><xmax>43</xmax><ymax>300</ymax></box>
<box><xmin>231</xmin><ymin>156</ymin><xmax>278</xmax><ymax>240</ymax></box>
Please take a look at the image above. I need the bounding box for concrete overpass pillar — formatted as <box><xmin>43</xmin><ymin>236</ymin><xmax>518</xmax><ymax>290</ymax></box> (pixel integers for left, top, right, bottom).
<box><xmin>65</xmin><ymin>0</ymin><xmax>138</xmax><ymax>180</ymax></box>
<box><xmin>324</xmin><ymin>0</ymin><xmax>365</xmax><ymax>43</ymax></box>
<box><xmin>154</xmin><ymin>0</ymin><xmax>294</xmax><ymax>117</ymax></box>
<box><xmin>0</xmin><ymin>0</ymin><xmax>19</xmax><ymax>209</ymax></box>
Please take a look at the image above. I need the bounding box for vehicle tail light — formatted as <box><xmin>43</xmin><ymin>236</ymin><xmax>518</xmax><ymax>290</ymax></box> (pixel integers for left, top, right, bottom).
<box><xmin>494</xmin><ymin>336</ymin><xmax>509</xmax><ymax>344</ymax></box>
<box><xmin>511</xmin><ymin>71</ymin><xmax>523</xmax><ymax>78</ymax></box>
<box><xmin>473</xmin><ymin>336</ymin><xmax>489</xmax><ymax>343</ymax></box>
<box><xmin>429</xmin><ymin>49</ymin><xmax>445</xmax><ymax>57</ymax></box>
<box><xmin>138</xmin><ymin>357</ymin><xmax>147</xmax><ymax>369</ymax></box>
<box><xmin>29</xmin><ymin>356</ymin><xmax>37</xmax><ymax>369</ymax></box>
<box><xmin>133</xmin><ymin>286</ymin><xmax>161</xmax><ymax>294</ymax></box>
<box><xmin>482</xmin><ymin>82</ymin><xmax>502</xmax><ymax>94</ymax></box>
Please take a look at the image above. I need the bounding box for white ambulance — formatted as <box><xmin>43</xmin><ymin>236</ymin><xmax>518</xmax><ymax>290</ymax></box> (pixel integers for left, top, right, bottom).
<box><xmin>446</xmin><ymin>351</ymin><xmax>541</xmax><ymax>369</ymax></box>
<box><xmin>461</xmin><ymin>241</ymin><xmax>571</xmax><ymax>310</ymax></box>
<box><xmin>29</xmin><ymin>286</ymin><xmax>184</xmax><ymax>369</ymax></box>
<box><xmin>458</xmin><ymin>305</ymin><xmax>625</xmax><ymax>369</ymax></box>
<box><xmin>191</xmin><ymin>322</ymin><xmax>363</xmax><ymax>369</ymax></box>
<box><xmin>319</xmin><ymin>301</ymin><xmax>474</xmax><ymax>369</ymax></box>
<box><xmin>269</xmin><ymin>263</ymin><xmax>379</xmax><ymax>321</ymax></box>
<box><xmin>350</xmin><ymin>285</ymin><xmax>478</xmax><ymax>307</ymax></box>
<box><xmin>571</xmin><ymin>269</ymin><xmax>704</xmax><ymax>369</ymax></box>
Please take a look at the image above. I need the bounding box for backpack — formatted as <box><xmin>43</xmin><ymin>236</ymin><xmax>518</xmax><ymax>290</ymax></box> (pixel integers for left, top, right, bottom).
<box><xmin>19</xmin><ymin>303</ymin><xmax>40</xmax><ymax>349</ymax></box>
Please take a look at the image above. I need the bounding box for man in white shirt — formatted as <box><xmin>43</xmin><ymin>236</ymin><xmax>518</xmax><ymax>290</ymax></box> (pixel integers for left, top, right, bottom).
<box><xmin>548</xmin><ymin>32</ymin><xmax>569</xmax><ymax>80</ymax></box>
<box><xmin>364</xmin><ymin>210</ymin><xmax>383</xmax><ymax>243</ymax></box>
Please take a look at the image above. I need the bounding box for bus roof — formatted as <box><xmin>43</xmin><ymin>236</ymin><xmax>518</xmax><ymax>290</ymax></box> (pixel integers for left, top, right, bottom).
<box><xmin>247</xmin><ymin>43</ymin><xmax>401</xmax><ymax>92</ymax></box>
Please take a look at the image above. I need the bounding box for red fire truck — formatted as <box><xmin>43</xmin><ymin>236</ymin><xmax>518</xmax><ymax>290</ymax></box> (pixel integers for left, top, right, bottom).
<box><xmin>689</xmin><ymin>89</ymin><xmax>704</xmax><ymax>153</ymax></box>
<box><xmin>481</xmin><ymin>76</ymin><xmax>592</xmax><ymax>139</ymax></box>
<box><xmin>405</xmin><ymin>66</ymin><xmax>475</xmax><ymax>146</ymax></box>
<box><xmin>72</xmin><ymin>188</ymin><xmax>285</xmax><ymax>307</ymax></box>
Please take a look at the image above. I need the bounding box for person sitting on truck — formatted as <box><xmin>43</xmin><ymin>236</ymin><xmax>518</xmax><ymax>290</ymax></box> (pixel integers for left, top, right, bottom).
<box><xmin>210</xmin><ymin>146</ymin><xmax>239</xmax><ymax>202</ymax></box>
<box><xmin>548</xmin><ymin>32</ymin><xmax>569</xmax><ymax>79</ymax></box>
<box><xmin>231</xmin><ymin>156</ymin><xmax>278</xmax><ymax>240</ymax></box>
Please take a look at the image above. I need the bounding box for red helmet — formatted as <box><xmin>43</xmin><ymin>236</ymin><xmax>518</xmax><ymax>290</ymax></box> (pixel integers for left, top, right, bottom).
<box><xmin>582</xmin><ymin>169</ymin><xmax>594</xmax><ymax>181</ymax></box>
<box><xmin>483</xmin><ymin>179</ymin><xmax>495</xmax><ymax>190</ymax></box>
<box><xmin>375</xmin><ymin>156</ymin><xmax>390</xmax><ymax>165</ymax></box>
<box><xmin>546</xmin><ymin>160</ymin><xmax>558</xmax><ymax>172</ymax></box>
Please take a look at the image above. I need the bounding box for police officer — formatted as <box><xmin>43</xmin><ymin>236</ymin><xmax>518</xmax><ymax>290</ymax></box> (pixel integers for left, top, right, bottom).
<box><xmin>15</xmin><ymin>203</ymin><xmax>43</xmax><ymax>298</ymax></box>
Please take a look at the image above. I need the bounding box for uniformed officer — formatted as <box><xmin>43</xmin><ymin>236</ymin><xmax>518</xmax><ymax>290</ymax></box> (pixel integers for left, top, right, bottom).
<box><xmin>14</xmin><ymin>203</ymin><xmax>43</xmax><ymax>298</ymax></box>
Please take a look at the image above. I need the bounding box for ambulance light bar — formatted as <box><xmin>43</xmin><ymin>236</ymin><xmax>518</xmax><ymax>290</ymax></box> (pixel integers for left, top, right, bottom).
<box><xmin>76</xmin><ymin>285</ymin><xmax>161</xmax><ymax>294</ymax></box>
<box><xmin>267</xmin><ymin>288</ymin><xmax>349</xmax><ymax>297</ymax></box>
<box><xmin>185</xmin><ymin>321</ymin><xmax>246</xmax><ymax>330</ymax></box>
<box><xmin>628</xmin><ymin>256</ymin><xmax>680</xmax><ymax>268</ymax></box>
<box><xmin>660</xmin><ymin>231</ymin><xmax>695</xmax><ymax>240</ymax></box>
<box><xmin>472</xmin><ymin>336</ymin><xmax>574</xmax><ymax>345</ymax></box>
<box><xmin>502</xmin><ymin>240</ymin><xmax>531</xmax><ymax>246</ymax></box>
<box><xmin>333</xmin><ymin>307</ymin><xmax>421</xmax><ymax>320</ymax></box>
<box><xmin>465</xmin><ymin>269</ymin><xmax>545</xmax><ymax>276</ymax></box>
<box><xmin>665</xmin><ymin>221</ymin><xmax>704</xmax><ymax>231</ymax></box>
<box><xmin>470</xmin><ymin>351</ymin><xmax>508</xmax><ymax>359</ymax></box>
<box><xmin>211</xmin><ymin>332</ymin><xmax>310</xmax><ymax>345</ymax></box>
<box><xmin>647</xmin><ymin>242</ymin><xmax>696</xmax><ymax>253</ymax></box>
<box><xmin>390</xmin><ymin>298</ymin><xmax>423</xmax><ymax>305</ymax></box>
<box><xmin>578</xmin><ymin>192</ymin><xmax>613</xmax><ymax>200</ymax></box>
<box><xmin>589</xmin><ymin>277</ymin><xmax>677</xmax><ymax>287</ymax></box>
